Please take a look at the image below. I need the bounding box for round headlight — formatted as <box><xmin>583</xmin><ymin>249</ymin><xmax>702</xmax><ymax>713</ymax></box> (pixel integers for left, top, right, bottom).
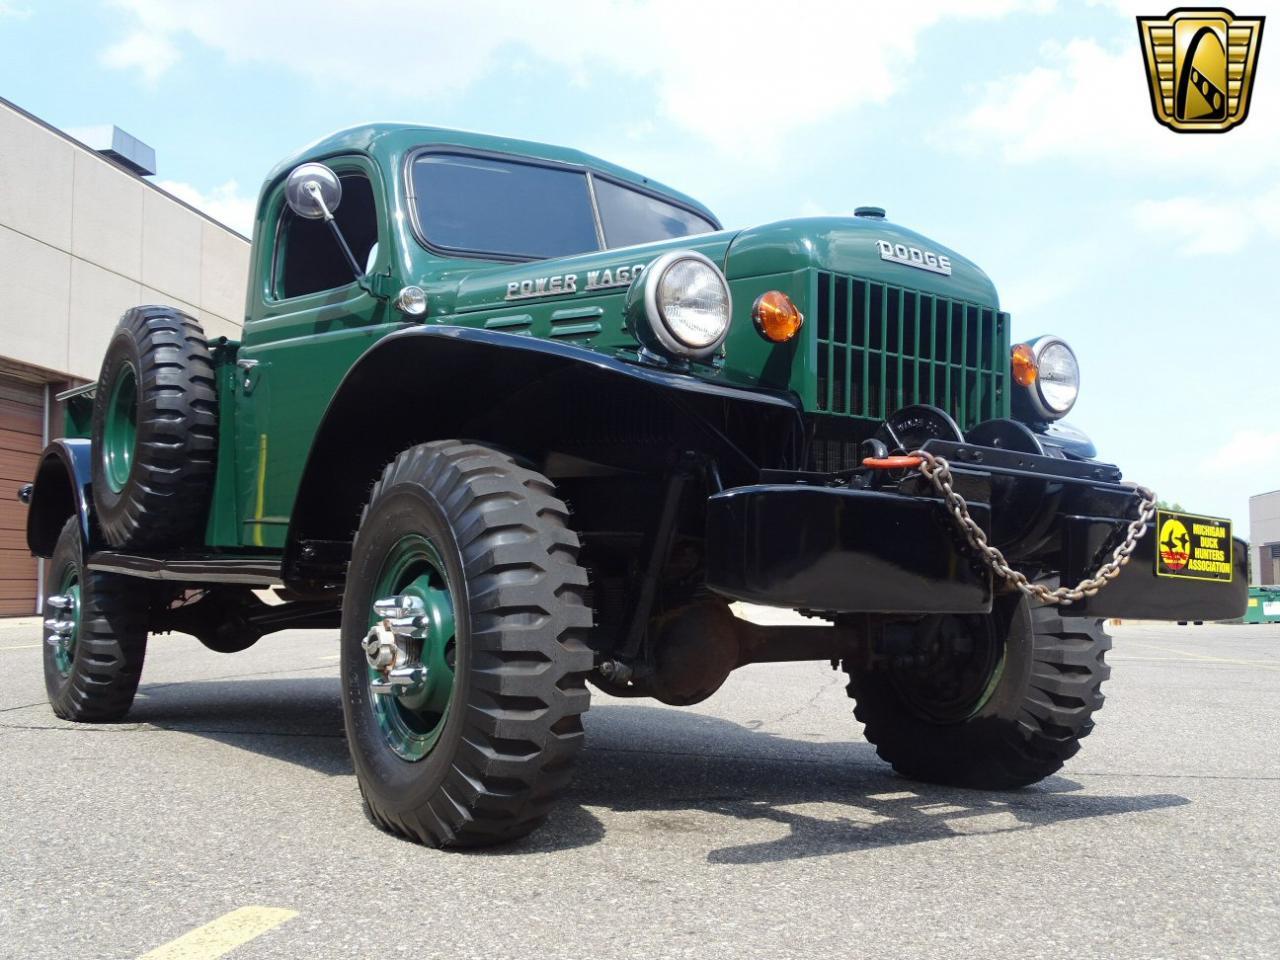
<box><xmin>1036</xmin><ymin>339</ymin><xmax>1079</xmax><ymax>415</ymax></box>
<box><xmin>1014</xmin><ymin>335</ymin><xmax>1079</xmax><ymax>420</ymax></box>
<box><xmin>627</xmin><ymin>250</ymin><xmax>732</xmax><ymax>360</ymax></box>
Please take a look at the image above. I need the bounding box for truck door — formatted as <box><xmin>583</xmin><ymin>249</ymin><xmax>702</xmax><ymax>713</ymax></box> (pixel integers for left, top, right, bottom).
<box><xmin>234</xmin><ymin>156</ymin><xmax>394</xmax><ymax>549</ymax></box>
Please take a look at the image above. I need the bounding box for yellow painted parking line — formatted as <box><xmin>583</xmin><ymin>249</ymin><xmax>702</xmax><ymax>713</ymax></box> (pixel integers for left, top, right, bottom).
<box><xmin>319</xmin><ymin>654</ymin><xmax>340</xmax><ymax>661</ymax></box>
<box><xmin>137</xmin><ymin>906</ymin><xmax>297</xmax><ymax>960</ymax></box>
<box><xmin>1120</xmin><ymin>642</ymin><xmax>1280</xmax><ymax>671</ymax></box>
<box><xmin>0</xmin><ymin>643</ymin><xmax>44</xmax><ymax>651</ymax></box>
<box><xmin>1115</xmin><ymin>655</ymin><xmax>1279</xmax><ymax>665</ymax></box>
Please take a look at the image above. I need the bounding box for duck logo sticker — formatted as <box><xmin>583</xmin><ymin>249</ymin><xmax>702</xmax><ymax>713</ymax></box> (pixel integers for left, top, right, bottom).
<box><xmin>1156</xmin><ymin>510</ymin><xmax>1234</xmax><ymax>581</ymax></box>
<box><xmin>1137</xmin><ymin>8</ymin><xmax>1265</xmax><ymax>133</ymax></box>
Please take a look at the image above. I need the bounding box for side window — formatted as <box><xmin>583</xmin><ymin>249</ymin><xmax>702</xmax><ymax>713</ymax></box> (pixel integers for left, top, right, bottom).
<box><xmin>275</xmin><ymin>173</ymin><xmax>378</xmax><ymax>299</ymax></box>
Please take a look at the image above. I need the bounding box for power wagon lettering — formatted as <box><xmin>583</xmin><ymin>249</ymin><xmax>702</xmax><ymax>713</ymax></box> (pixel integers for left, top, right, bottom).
<box><xmin>505</xmin><ymin>273</ymin><xmax>578</xmax><ymax>300</ymax></box>
<box><xmin>504</xmin><ymin>262</ymin><xmax>647</xmax><ymax>300</ymax></box>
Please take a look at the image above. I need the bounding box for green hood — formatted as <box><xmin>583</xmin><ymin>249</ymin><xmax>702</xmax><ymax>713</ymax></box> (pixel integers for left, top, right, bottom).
<box><xmin>424</xmin><ymin>215</ymin><xmax>1004</xmax><ymax>421</ymax></box>
<box><xmin>725</xmin><ymin>216</ymin><xmax>999</xmax><ymax>308</ymax></box>
<box><xmin>441</xmin><ymin>216</ymin><xmax>995</xmax><ymax>314</ymax></box>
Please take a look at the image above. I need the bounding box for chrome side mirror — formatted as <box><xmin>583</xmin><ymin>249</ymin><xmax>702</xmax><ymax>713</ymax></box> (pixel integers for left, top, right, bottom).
<box><xmin>284</xmin><ymin>162</ymin><xmax>342</xmax><ymax>221</ymax></box>
<box><xmin>282</xmin><ymin>162</ymin><xmax>363</xmax><ymax>282</ymax></box>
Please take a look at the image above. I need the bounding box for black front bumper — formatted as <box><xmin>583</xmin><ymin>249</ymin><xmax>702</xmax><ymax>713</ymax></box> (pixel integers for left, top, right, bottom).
<box><xmin>705</xmin><ymin>440</ymin><xmax>1247</xmax><ymax>621</ymax></box>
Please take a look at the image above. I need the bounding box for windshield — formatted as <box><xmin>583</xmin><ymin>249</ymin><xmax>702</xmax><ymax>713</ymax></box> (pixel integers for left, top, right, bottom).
<box><xmin>593</xmin><ymin>177</ymin><xmax>716</xmax><ymax>249</ymax></box>
<box><xmin>409</xmin><ymin>151</ymin><xmax>717</xmax><ymax>260</ymax></box>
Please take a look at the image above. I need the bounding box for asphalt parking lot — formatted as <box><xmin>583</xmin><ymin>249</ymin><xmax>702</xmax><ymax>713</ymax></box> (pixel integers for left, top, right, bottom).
<box><xmin>1</xmin><ymin>613</ymin><xmax>1278</xmax><ymax>960</ymax></box>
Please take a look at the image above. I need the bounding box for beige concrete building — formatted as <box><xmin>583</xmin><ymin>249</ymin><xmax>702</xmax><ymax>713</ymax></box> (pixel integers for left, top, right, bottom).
<box><xmin>0</xmin><ymin>97</ymin><xmax>249</xmax><ymax>614</ymax></box>
<box><xmin>1250</xmin><ymin>490</ymin><xmax>1280</xmax><ymax>586</ymax></box>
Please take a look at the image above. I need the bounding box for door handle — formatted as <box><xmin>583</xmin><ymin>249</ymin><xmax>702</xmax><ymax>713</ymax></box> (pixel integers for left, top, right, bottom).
<box><xmin>236</xmin><ymin>357</ymin><xmax>260</xmax><ymax>393</ymax></box>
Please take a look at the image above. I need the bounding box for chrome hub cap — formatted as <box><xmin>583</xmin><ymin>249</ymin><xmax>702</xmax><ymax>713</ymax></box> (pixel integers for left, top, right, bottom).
<box><xmin>45</xmin><ymin>587</ymin><xmax>81</xmax><ymax>676</ymax></box>
<box><xmin>364</xmin><ymin>595</ymin><xmax>430</xmax><ymax>696</ymax></box>
<box><xmin>366</xmin><ymin>535</ymin><xmax>457</xmax><ymax>761</ymax></box>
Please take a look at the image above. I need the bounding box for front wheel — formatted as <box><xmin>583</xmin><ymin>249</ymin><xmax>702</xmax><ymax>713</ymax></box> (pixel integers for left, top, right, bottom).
<box><xmin>845</xmin><ymin>596</ymin><xmax>1111</xmax><ymax>788</ymax></box>
<box><xmin>340</xmin><ymin>441</ymin><xmax>593</xmax><ymax>847</ymax></box>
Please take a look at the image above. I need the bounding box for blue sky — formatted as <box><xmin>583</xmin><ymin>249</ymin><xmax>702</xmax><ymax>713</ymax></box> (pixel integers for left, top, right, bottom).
<box><xmin>2</xmin><ymin>0</ymin><xmax>1277</xmax><ymax>537</ymax></box>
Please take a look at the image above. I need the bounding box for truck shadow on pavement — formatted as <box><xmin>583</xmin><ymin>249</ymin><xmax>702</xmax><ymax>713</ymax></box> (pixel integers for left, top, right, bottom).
<box><xmin>127</xmin><ymin>676</ymin><xmax>1190</xmax><ymax>863</ymax></box>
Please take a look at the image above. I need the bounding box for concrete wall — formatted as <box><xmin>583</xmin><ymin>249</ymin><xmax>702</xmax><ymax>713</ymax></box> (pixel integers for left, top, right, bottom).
<box><xmin>0</xmin><ymin>99</ymin><xmax>249</xmax><ymax>382</ymax></box>
<box><xmin>1249</xmin><ymin>489</ymin><xmax>1280</xmax><ymax>586</ymax></box>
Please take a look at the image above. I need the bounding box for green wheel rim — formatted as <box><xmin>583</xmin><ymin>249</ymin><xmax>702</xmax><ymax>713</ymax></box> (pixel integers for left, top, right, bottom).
<box><xmin>103</xmin><ymin>361</ymin><xmax>138</xmax><ymax>494</ymax></box>
<box><xmin>52</xmin><ymin>572</ymin><xmax>82</xmax><ymax>677</ymax></box>
<box><xmin>368</xmin><ymin>534</ymin><xmax>457</xmax><ymax>762</ymax></box>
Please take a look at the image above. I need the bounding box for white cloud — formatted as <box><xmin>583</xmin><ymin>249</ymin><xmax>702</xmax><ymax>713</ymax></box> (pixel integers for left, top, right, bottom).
<box><xmin>946</xmin><ymin>18</ymin><xmax>1280</xmax><ymax>273</ymax></box>
<box><xmin>1132</xmin><ymin>185</ymin><xmax>1280</xmax><ymax>256</ymax></box>
<box><xmin>1203</xmin><ymin>429</ymin><xmax>1280</xmax><ymax>476</ymax></box>
<box><xmin>100</xmin><ymin>0</ymin><xmax>1049</xmax><ymax>150</ymax></box>
<box><xmin>1192</xmin><ymin>428</ymin><xmax>1280</xmax><ymax>538</ymax></box>
<box><xmin>99</xmin><ymin>29</ymin><xmax>179</xmax><ymax>84</ymax></box>
<box><xmin>156</xmin><ymin>178</ymin><xmax>255</xmax><ymax>234</ymax></box>
<box><xmin>945</xmin><ymin>34</ymin><xmax>1280</xmax><ymax>178</ymax></box>
<box><xmin>799</xmin><ymin>200</ymin><xmax>836</xmax><ymax>217</ymax></box>
<box><xmin>0</xmin><ymin>2</ymin><xmax>31</xmax><ymax>18</ymax></box>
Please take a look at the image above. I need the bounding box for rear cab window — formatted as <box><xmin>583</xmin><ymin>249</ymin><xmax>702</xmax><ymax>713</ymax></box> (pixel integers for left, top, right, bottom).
<box><xmin>407</xmin><ymin>150</ymin><xmax>718</xmax><ymax>261</ymax></box>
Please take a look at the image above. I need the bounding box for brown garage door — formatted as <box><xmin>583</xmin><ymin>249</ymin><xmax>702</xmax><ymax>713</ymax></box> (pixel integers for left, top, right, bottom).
<box><xmin>1</xmin><ymin>375</ymin><xmax>44</xmax><ymax>616</ymax></box>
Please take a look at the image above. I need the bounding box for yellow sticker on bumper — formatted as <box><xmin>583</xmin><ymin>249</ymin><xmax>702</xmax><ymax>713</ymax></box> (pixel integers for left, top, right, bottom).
<box><xmin>1155</xmin><ymin>510</ymin><xmax>1233</xmax><ymax>582</ymax></box>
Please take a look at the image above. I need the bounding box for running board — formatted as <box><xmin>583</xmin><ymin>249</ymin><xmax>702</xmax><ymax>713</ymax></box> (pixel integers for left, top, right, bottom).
<box><xmin>86</xmin><ymin>552</ymin><xmax>283</xmax><ymax>586</ymax></box>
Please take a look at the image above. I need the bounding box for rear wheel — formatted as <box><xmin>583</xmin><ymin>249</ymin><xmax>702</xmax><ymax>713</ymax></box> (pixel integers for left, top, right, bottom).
<box><xmin>43</xmin><ymin>517</ymin><xmax>150</xmax><ymax>721</ymax></box>
<box><xmin>341</xmin><ymin>441</ymin><xmax>593</xmax><ymax>847</ymax></box>
<box><xmin>91</xmin><ymin>305</ymin><xmax>218</xmax><ymax>548</ymax></box>
<box><xmin>845</xmin><ymin>596</ymin><xmax>1111</xmax><ymax>788</ymax></box>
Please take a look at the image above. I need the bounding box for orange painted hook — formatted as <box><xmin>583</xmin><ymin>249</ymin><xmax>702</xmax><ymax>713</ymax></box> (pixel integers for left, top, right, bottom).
<box><xmin>861</xmin><ymin>455</ymin><xmax>924</xmax><ymax>470</ymax></box>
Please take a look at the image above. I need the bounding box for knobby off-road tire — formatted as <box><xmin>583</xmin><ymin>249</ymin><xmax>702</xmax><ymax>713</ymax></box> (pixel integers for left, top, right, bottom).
<box><xmin>43</xmin><ymin>517</ymin><xmax>149</xmax><ymax>721</ymax></box>
<box><xmin>91</xmin><ymin>305</ymin><xmax>218</xmax><ymax>549</ymax></box>
<box><xmin>341</xmin><ymin>441</ymin><xmax>594</xmax><ymax>847</ymax></box>
<box><xmin>846</xmin><ymin>597</ymin><xmax>1111</xmax><ymax>788</ymax></box>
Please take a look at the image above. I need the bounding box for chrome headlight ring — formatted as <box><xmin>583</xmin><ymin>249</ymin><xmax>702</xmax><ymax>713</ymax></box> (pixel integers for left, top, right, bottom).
<box><xmin>1022</xmin><ymin>335</ymin><xmax>1080</xmax><ymax>421</ymax></box>
<box><xmin>626</xmin><ymin>250</ymin><xmax>732</xmax><ymax>361</ymax></box>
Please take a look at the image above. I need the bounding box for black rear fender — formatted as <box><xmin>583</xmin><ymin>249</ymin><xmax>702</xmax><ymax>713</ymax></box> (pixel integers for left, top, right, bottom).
<box><xmin>26</xmin><ymin>439</ymin><xmax>97</xmax><ymax>558</ymax></box>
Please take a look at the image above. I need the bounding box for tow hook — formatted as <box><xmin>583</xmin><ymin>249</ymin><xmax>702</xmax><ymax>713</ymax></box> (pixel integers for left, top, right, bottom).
<box><xmin>363</xmin><ymin>595</ymin><xmax>429</xmax><ymax>695</ymax></box>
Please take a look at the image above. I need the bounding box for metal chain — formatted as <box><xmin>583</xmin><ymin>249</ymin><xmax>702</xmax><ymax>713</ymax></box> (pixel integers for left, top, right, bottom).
<box><xmin>909</xmin><ymin>449</ymin><xmax>1158</xmax><ymax>606</ymax></box>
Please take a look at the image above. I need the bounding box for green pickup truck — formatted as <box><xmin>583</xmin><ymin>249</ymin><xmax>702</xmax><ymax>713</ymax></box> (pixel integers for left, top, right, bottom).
<box><xmin>21</xmin><ymin>123</ymin><xmax>1246</xmax><ymax>847</ymax></box>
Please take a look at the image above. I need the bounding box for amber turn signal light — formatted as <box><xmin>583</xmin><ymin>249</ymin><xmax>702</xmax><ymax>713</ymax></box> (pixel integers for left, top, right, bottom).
<box><xmin>1011</xmin><ymin>343</ymin><xmax>1037</xmax><ymax>386</ymax></box>
<box><xmin>752</xmin><ymin>291</ymin><xmax>805</xmax><ymax>343</ymax></box>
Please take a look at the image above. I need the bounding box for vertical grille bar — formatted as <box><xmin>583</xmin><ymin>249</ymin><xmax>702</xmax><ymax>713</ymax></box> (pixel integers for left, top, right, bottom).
<box><xmin>983</xmin><ymin>308</ymin><xmax>993</xmax><ymax>419</ymax></box>
<box><xmin>862</xmin><ymin>281</ymin><xmax>871</xmax><ymax>417</ymax></box>
<box><xmin>998</xmin><ymin>311</ymin><xmax>1011</xmax><ymax>417</ymax></box>
<box><xmin>943</xmin><ymin>299</ymin><xmax>953</xmax><ymax>420</ymax></box>
<box><xmin>972</xmin><ymin>309</ymin><xmax>983</xmax><ymax>419</ymax></box>
<box><xmin>912</xmin><ymin>292</ymin><xmax>921</xmax><ymax>406</ymax></box>
<box><xmin>962</xmin><ymin>305</ymin><xmax>967</xmax><ymax>427</ymax></box>
<box><xmin>878</xmin><ymin>284</ymin><xmax>888</xmax><ymax>420</ymax></box>
<box><xmin>824</xmin><ymin>272</ymin><xmax>834</xmax><ymax>411</ymax></box>
<box><xmin>839</xmin><ymin>273</ymin><xmax>849</xmax><ymax>417</ymax></box>
<box><xmin>896</xmin><ymin>293</ymin><xmax>905</xmax><ymax>412</ymax></box>
<box><xmin>928</xmin><ymin>295</ymin><xmax>937</xmax><ymax>406</ymax></box>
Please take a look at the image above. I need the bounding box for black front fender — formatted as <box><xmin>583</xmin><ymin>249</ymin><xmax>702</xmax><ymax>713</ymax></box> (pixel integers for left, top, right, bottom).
<box><xmin>26</xmin><ymin>439</ymin><xmax>97</xmax><ymax>558</ymax></box>
<box><xmin>283</xmin><ymin>324</ymin><xmax>803</xmax><ymax>588</ymax></box>
<box><xmin>380</xmin><ymin>325</ymin><xmax>803</xmax><ymax>409</ymax></box>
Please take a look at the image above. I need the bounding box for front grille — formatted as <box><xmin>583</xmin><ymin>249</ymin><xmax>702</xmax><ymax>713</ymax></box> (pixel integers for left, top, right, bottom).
<box><xmin>813</xmin><ymin>271</ymin><xmax>1009</xmax><ymax>429</ymax></box>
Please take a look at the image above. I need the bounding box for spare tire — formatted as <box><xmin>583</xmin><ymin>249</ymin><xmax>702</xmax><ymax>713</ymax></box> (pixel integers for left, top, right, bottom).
<box><xmin>91</xmin><ymin>305</ymin><xmax>218</xmax><ymax>549</ymax></box>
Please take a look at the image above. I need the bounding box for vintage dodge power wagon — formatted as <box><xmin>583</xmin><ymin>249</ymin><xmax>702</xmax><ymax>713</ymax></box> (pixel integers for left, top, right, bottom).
<box><xmin>21</xmin><ymin>123</ymin><xmax>1246</xmax><ymax>847</ymax></box>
